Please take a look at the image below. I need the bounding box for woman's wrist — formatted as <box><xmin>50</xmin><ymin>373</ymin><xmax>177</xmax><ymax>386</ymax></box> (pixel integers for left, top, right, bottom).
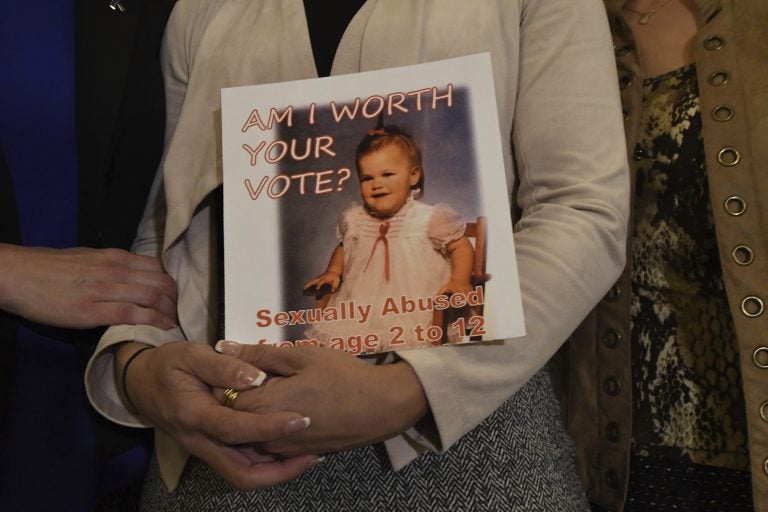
<box><xmin>115</xmin><ymin>342</ymin><xmax>155</xmax><ymax>414</ymax></box>
<box><xmin>378</xmin><ymin>361</ymin><xmax>429</xmax><ymax>434</ymax></box>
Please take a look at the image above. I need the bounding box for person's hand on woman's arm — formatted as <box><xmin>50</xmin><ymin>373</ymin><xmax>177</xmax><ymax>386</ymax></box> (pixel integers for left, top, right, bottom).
<box><xmin>0</xmin><ymin>243</ymin><xmax>177</xmax><ymax>329</ymax></box>
<box><xmin>114</xmin><ymin>340</ymin><xmax>322</xmax><ymax>489</ymax></box>
<box><xmin>213</xmin><ymin>342</ymin><xmax>429</xmax><ymax>456</ymax></box>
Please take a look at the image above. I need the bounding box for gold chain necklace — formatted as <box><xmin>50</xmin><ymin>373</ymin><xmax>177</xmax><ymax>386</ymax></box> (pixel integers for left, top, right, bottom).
<box><xmin>622</xmin><ymin>0</ymin><xmax>673</xmax><ymax>24</ymax></box>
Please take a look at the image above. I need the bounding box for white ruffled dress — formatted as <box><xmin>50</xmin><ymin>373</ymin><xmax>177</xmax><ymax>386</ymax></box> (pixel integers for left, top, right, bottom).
<box><xmin>306</xmin><ymin>197</ymin><xmax>465</xmax><ymax>352</ymax></box>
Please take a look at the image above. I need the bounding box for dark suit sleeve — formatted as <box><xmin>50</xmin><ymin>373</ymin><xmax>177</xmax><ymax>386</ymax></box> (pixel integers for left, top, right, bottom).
<box><xmin>73</xmin><ymin>0</ymin><xmax>177</xmax><ymax>459</ymax></box>
<box><xmin>0</xmin><ymin>147</ymin><xmax>21</xmax><ymax>431</ymax></box>
<box><xmin>75</xmin><ymin>0</ymin><xmax>176</xmax><ymax>250</ymax></box>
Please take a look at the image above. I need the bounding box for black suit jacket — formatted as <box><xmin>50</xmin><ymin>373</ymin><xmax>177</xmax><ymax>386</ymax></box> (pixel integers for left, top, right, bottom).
<box><xmin>0</xmin><ymin>0</ymin><xmax>176</xmax><ymax>457</ymax></box>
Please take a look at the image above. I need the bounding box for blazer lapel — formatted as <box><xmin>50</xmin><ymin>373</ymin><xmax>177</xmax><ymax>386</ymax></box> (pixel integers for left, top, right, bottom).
<box><xmin>162</xmin><ymin>0</ymin><xmax>318</xmax><ymax>251</ymax></box>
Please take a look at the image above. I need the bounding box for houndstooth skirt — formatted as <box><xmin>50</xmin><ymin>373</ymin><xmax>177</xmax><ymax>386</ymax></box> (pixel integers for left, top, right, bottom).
<box><xmin>141</xmin><ymin>369</ymin><xmax>588</xmax><ymax>511</ymax></box>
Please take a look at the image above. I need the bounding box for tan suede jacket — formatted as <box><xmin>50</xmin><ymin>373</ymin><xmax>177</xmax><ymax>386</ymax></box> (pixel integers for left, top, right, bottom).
<box><xmin>551</xmin><ymin>1</ymin><xmax>768</xmax><ymax>510</ymax></box>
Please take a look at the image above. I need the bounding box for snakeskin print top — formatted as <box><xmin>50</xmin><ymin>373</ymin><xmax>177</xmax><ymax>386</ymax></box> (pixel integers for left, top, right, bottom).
<box><xmin>629</xmin><ymin>63</ymin><xmax>749</xmax><ymax>470</ymax></box>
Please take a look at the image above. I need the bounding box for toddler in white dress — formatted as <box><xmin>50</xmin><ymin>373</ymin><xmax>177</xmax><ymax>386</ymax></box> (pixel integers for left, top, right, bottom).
<box><xmin>304</xmin><ymin>126</ymin><xmax>474</xmax><ymax>353</ymax></box>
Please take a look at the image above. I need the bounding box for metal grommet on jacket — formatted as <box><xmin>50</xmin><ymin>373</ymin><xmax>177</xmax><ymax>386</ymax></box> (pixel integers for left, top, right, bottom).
<box><xmin>752</xmin><ymin>347</ymin><xmax>768</xmax><ymax>369</ymax></box>
<box><xmin>717</xmin><ymin>147</ymin><xmax>741</xmax><ymax>166</ymax></box>
<box><xmin>731</xmin><ymin>245</ymin><xmax>754</xmax><ymax>266</ymax></box>
<box><xmin>604</xmin><ymin>286</ymin><xmax>621</xmax><ymax>302</ymax></box>
<box><xmin>724</xmin><ymin>196</ymin><xmax>747</xmax><ymax>216</ymax></box>
<box><xmin>615</xmin><ymin>45</ymin><xmax>632</xmax><ymax>57</ymax></box>
<box><xmin>711</xmin><ymin>105</ymin><xmax>734</xmax><ymax>122</ymax></box>
<box><xmin>708</xmin><ymin>70</ymin><xmax>731</xmax><ymax>86</ymax></box>
<box><xmin>602</xmin><ymin>376</ymin><xmax>621</xmax><ymax>395</ymax></box>
<box><xmin>742</xmin><ymin>296</ymin><xmax>765</xmax><ymax>318</ymax></box>
<box><xmin>601</xmin><ymin>329</ymin><xmax>621</xmax><ymax>349</ymax></box>
<box><xmin>760</xmin><ymin>401</ymin><xmax>768</xmax><ymax>423</ymax></box>
<box><xmin>703</xmin><ymin>35</ymin><xmax>725</xmax><ymax>50</ymax></box>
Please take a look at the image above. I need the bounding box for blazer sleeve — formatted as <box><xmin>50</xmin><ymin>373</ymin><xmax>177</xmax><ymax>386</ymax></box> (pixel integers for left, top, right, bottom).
<box><xmin>394</xmin><ymin>0</ymin><xmax>629</xmax><ymax>466</ymax></box>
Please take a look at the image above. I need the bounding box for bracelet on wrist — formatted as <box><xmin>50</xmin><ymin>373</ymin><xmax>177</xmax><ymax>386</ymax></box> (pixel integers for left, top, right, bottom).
<box><xmin>121</xmin><ymin>346</ymin><xmax>154</xmax><ymax>413</ymax></box>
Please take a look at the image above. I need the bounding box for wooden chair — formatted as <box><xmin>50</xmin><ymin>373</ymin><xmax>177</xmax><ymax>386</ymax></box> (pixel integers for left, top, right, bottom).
<box><xmin>431</xmin><ymin>216</ymin><xmax>491</xmax><ymax>345</ymax></box>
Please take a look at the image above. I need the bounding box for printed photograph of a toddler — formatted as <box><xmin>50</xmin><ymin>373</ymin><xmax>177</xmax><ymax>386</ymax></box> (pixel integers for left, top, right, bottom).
<box><xmin>304</xmin><ymin>125</ymin><xmax>476</xmax><ymax>352</ymax></box>
<box><xmin>276</xmin><ymin>87</ymin><xmax>484</xmax><ymax>354</ymax></box>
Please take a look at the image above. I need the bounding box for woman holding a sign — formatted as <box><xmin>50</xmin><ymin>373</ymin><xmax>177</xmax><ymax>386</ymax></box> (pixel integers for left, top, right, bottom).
<box><xmin>85</xmin><ymin>0</ymin><xmax>629</xmax><ymax>510</ymax></box>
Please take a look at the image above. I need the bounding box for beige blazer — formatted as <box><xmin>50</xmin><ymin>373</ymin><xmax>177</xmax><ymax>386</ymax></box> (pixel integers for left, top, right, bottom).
<box><xmin>86</xmin><ymin>0</ymin><xmax>629</xmax><ymax>491</ymax></box>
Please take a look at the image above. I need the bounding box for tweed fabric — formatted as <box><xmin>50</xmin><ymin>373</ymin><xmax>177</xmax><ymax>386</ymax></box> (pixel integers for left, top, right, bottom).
<box><xmin>142</xmin><ymin>370</ymin><xmax>588</xmax><ymax>511</ymax></box>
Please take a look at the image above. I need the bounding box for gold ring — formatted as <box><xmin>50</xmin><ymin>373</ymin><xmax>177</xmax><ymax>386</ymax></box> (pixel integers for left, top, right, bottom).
<box><xmin>222</xmin><ymin>387</ymin><xmax>240</xmax><ymax>408</ymax></box>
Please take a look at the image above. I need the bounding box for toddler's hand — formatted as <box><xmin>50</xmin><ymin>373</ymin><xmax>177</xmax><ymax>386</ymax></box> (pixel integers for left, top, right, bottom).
<box><xmin>303</xmin><ymin>272</ymin><xmax>341</xmax><ymax>293</ymax></box>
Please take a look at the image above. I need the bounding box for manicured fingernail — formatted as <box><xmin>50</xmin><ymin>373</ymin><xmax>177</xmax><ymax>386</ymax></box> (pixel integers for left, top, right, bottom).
<box><xmin>311</xmin><ymin>456</ymin><xmax>326</xmax><ymax>466</ymax></box>
<box><xmin>285</xmin><ymin>416</ymin><xmax>311</xmax><ymax>433</ymax></box>
<box><xmin>215</xmin><ymin>340</ymin><xmax>241</xmax><ymax>355</ymax></box>
<box><xmin>237</xmin><ymin>368</ymin><xmax>268</xmax><ymax>387</ymax></box>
